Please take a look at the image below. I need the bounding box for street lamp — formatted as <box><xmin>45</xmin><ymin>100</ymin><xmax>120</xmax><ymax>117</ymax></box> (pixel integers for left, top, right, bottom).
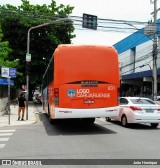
<box><xmin>26</xmin><ymin>22</ymin><xmax>51</xmax><ymax>120</ymax></box>
<box><xmin>139</xmin><ymin>64</ymin><xmax>154</xmax><ymax>100</ymax></box>
<box><xmin>26</xmin><ymin>18</ymin><xmax>70</xmax><ymax>120</ymax></box>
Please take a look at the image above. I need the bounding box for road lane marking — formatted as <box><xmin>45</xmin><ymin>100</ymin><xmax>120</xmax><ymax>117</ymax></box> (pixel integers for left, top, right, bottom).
<box><xmin>0</xmin><ymin>130</ymin><xmax>16</xmax><ymax>133</ymax></box>
<box><xmin>0</xmin><ymin>138</ymin><xmax>9</xmax><ymax>142</ymax></box>
<box><xmin>0</xmin><ymin>133</ymin><xmax>13</xmax><ymax>136</ymax></box>
<box><xmin>0</xmin><ymin>144</ymin><xmax>5</xmax><ymax>149</ymax></box>
<box><xmin>0</xmin><ymin>129</ymin><xmax>15</xmax><ymax>149</ymax></box>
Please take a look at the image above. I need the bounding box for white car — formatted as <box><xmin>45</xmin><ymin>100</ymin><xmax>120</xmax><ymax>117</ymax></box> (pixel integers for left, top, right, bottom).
<box><xmin>106</xmin><ymin>97</ymin><xmax>160</xmax><ymax>128</ymax></box>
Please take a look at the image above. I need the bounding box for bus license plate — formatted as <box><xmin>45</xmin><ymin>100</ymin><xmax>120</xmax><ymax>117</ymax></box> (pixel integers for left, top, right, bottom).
<box><xmin>84</xmin><ymin>99</ymin><xmax>94</xmax><ymax>104</ymax></box>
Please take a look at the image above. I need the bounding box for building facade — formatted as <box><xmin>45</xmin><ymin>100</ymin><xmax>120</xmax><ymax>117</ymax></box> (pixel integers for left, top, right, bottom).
<box><xmin>114</xmin><ymin>19</ymin><xmax>160</xmax><ymax>99</ymax></box>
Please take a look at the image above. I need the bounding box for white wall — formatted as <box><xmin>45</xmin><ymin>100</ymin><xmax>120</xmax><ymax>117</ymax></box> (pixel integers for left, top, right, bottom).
<box><xmin>119</xmin><ymin>39</ymin><xmax>156</xmax><ymax>75</ymax></box>
<box><xmin>135</xmin><ymin>40</ymin><xmax>153</xmax><ymax>73</ymax></box>
<box><xmin>119</xmin><ymin>50</ymin><xmax>133</xmax><ymax>75</ymax></box>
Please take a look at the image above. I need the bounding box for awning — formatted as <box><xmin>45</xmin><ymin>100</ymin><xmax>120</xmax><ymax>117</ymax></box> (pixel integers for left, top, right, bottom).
<box><xmin>122</xmin><ymin>67</ymin><xmax>160</xmax><ymax>80</ymax></box>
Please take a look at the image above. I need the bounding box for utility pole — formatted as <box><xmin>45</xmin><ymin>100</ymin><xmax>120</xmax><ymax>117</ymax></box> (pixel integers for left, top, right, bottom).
<box><xmin>151</xmin><ymin>0</ymin><xmax>158</xmax><ymax>100</ymax></box>
<box><xmin>144</xmin><ymin>0</ymin><xmax>159</xmax><ymax>100</ymax></box>
<box><xmin>26</xmin><ymin>22</ymin><xmax>50</xmax><ymax>120</ymax></box>
<box><xmin>139</xmin><ymin>64</ymin><xmax>154</xmax><ymax>99</ymax></box>
<box><xmin>26</xmin><ymin>18</ymin><xmax>70</xmax><ymax>120</ymax></box>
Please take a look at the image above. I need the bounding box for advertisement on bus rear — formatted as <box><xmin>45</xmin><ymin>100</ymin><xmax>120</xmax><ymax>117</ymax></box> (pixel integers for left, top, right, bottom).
<box><xmin>67</xmin><ymin>85</ymin><xmax>117</xmax><ymax>99</ymax></box>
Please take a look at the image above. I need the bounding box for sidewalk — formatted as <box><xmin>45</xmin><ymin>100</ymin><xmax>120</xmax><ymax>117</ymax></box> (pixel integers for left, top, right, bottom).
<box><xmin>0</xmin><ymin>102</ymin><xmax>37</xmax><ymax>127</ymax></box>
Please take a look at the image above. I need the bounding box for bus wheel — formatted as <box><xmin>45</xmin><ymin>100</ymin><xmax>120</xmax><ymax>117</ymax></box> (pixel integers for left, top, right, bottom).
<box><xmin>106</xmin><ymin>117</ymin><xmax>111</xmax><ymax>122</ymax></box>
<box><xmin>81</xmin><ymin>118</ymin><xmax>95</xmax><ymax>124</ymax></box>
<box><xmin>48</xmin><ymin>105</ymin><xmax>54</xmax><ymax>124</ymax></box>
<box><xmin>50</xmin><ymin>119</ymin><xmax>54</xmax><ymax>124</ymax></box>
<box><xmin>48</xmin><ymin>104</ymin><xmax>50</xmax><ymax>117</ymax></box>
<box><xmin>50</xmin><ymin>119</ymin><xmax>59</xmax><ymax>125</ymax></box>
<box><xmin>50</xmin><ymin>118</ymin><xmax>58</xmax><ymax>124</ymax></box>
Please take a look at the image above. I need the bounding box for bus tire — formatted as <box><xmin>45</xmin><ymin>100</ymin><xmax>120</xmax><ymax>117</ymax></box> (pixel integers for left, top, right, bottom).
<box><xmin>50</xmin><ymin>119</ymin><xmax>55</xmax><ymax>124</ymax></box>
<box><xmin>106</xmin><ymin>117</ymin><xmax>111</xmax><ymax>122</ymax></box>
<box><xmin>48</xmin><ymin>104</ymin><xmax>54</xmax><ymax>124</ymax></box>
<box><xmin>48</xmin><ymin>104</ymin><xmax>50</xmax><ymax>117</ymax></box>
<box><xmin>50</xmin><ymin>119</ymin><xmax>59</xmax><ymax>125</ymax></box>
<box><xmin>81</xmin><ymin>118</ymin><xmax>95</xmax><ymax>124</ymax></box>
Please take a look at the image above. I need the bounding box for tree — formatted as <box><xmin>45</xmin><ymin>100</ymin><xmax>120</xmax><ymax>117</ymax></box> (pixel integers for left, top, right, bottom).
<box><xmin>0</xmin><ymin>0</ymin><xmax>75</xmax><ymax>91</ymax></box>
<box><xmin>0</xmin><ymin>24</ymin><xmax>19</xmax><ymax>74</ymax></box>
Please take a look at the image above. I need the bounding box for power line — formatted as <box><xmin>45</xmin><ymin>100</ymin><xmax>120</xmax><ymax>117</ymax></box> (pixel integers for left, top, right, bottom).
<box><xmin>0</xmin><ymin>8</ymin><xmax>150</xmax><ymax>32</ymax></box>
<box><xmin>121</xmin><ymin>58</ymin><xmax>153</xmax><ymax>75</ymax></box>
<box><xmin>120</xmin><ymin>52</ymin><xmax>153</xmax><ymax>69</ymax></box>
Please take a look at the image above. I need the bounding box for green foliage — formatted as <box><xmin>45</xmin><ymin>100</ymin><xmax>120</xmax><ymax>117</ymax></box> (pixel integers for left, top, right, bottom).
<box><xmin>0</xmin><ymin>25</ymin><xmax>19</xmax><ymax>77</ymax></box>
<box><xmin>0</xmin><ymin>0</ymin><xmax>75</xmax><ymax>89</ymax></box>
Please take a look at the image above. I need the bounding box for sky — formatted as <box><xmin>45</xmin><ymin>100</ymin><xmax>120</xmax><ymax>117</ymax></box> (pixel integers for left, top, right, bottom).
<box><xmin>0</xmin><ymin>0</ymin><xmax>160</xmax><ymax>45</ymax></box>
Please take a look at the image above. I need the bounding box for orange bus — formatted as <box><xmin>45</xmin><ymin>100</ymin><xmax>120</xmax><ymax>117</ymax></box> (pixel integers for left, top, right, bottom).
<box><xmin>42</xmin><ymin>44</ymin><xmax>120</xmax><ymax>124</ymax></box>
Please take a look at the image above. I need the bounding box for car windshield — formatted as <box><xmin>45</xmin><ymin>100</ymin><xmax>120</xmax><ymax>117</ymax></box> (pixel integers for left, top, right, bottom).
<box><xmin>130</xmin><ymin>98</ymin><xmax>156</xmax><ymax>105</ymax></box>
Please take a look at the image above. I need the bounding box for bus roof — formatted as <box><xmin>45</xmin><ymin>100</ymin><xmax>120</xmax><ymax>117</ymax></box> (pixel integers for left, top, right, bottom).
<box><xmin>54</xmin><ymin>44</ymin><xmax>120</xmax><ymax>86</ymax></box>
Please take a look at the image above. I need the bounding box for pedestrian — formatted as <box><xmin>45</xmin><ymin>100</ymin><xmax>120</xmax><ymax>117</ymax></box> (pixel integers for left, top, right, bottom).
<box><xmin>18</xmin><ymin>93</ymin><xmax>26</xmax><ymax>121</ymax></box>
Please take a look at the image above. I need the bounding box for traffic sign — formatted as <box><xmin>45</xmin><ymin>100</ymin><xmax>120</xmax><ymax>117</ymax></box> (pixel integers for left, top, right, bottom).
<box><xmin>1</xmin><ymin>68</ymin><xmax>17</xmax><ymax>78</ymax></box>
<box><xmin>82</xmin><ymin>13</ymin><xmax>97</xmax><ymax>30</ymax></box>
<box><xmin>1</xmin><ymin>67</ymin><xmax>9</xmax><ymax>78</ymax></box>
<box><xmin>26</xmin><ymin>53</ymin><xmax>31</xmax><ymax>62</ymax></box>
<box><xmin>0</xmin><ymin>78</ymin><xmax>14</xmax><ymax>86</ymax></box>
<box><xmin>9</xmin><ymin>68</ymin><xmax>17</xmax><ymax>78</ymax></box>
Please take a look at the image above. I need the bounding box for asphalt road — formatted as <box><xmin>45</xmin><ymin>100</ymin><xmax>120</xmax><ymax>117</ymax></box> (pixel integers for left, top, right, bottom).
<box><xmin>0</xmin><ymin>105</ymin><xmax>160</xmax><ymax>168</ymax></box>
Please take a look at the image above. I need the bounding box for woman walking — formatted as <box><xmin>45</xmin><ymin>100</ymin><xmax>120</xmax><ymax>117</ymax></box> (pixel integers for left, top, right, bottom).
<box><xmin>18</xmin><ymin>93</ymin><xmax>26</xmax><ymax>121</ymax></box>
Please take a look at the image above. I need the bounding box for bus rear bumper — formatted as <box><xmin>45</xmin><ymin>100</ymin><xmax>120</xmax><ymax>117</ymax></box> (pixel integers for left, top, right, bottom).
<box><xmin>54</xmin><ymin>106</ymin><xmax>119</xmax><ymax>119</ymax></box>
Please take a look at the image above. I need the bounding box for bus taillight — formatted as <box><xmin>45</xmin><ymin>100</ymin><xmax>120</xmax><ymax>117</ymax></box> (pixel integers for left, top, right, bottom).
<box><xmin>54</xmin><ymin>88</ymin><xmax>59</xmax><ymax>105</ymax></box>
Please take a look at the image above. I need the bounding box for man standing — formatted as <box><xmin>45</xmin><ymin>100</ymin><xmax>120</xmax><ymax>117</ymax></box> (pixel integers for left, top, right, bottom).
<box><xmin>18</xmin><ymin>93</ymin><xmax>26</xmax><ymax>121</ymax></box>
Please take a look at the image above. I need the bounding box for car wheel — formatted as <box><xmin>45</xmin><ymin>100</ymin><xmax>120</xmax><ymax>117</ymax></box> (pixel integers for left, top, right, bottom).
<box><xmin>106</xmin><ymin>117</ymin><xmax>111</xmax><ymax>122</ymax></box>
<box><xmin>121</xmin><ymin>115</ymin><xmax>128</xmax><ymax>127</ymax></box>
<box><xmin>150</xmin><ymin>123</ymin><xmax>159</xmax><ymax>128</ymax></box>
